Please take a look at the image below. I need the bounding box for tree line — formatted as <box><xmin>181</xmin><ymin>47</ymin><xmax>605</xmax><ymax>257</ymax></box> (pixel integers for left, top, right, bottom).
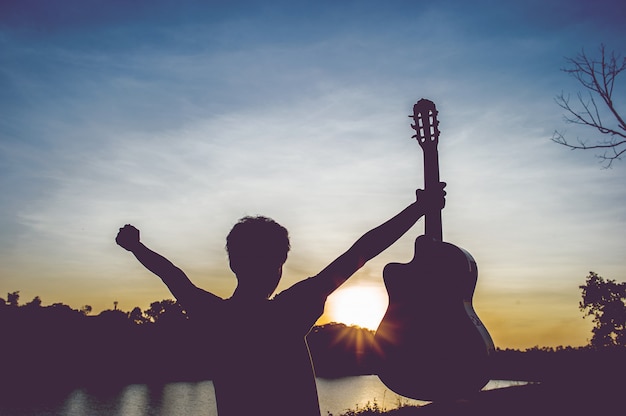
<box><xmin>1</xmin><ymin>270</ymin><xmax>624</xmax><ymax>397</ymax></box>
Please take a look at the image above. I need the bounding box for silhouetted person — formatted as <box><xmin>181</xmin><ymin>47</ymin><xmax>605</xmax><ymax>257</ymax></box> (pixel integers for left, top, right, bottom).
<box><xmin>115</xmin><ymin>183</ymin><xmax>445</xmax><ymax>416</ymax></box>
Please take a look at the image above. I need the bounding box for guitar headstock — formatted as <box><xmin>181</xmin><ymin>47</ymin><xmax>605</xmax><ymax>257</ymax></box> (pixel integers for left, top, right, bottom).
<box><xmin>410</xmin><ymin>98</ymin><xmax>440</xmax><ymax>149</ymax></box>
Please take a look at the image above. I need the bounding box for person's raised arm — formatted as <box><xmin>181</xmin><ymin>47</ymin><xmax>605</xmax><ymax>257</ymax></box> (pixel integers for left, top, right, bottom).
<box><xmin>313</xmin><ymin>183</ymin><xmax>446</xmax><ymax>296</ymax></box>
<box><xmin>115</xmin><ymin>224</ymin><xmax>219</xmax><ymax>305</ymax></box>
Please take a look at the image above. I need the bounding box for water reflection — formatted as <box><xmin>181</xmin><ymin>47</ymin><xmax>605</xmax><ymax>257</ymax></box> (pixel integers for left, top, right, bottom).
<box><xmin>318</xmin><ymin>375</ymin><xmax>428</xmax><ymax>414</ymax></box>
<box><xmin>10</xmin><ymin>378</ymin><xmax>526</xmax><ymax>416</ymax></box>
<box><xmin>59</xmin><ymin>382</ymin><xmax>218</xmax><ymax>416</ymax></box>
<box><xmin>160</xmin><ymin>382</ymin><xmax>216</xmax><ymax>416</ymax></box>
<box><xmin>117</xmin><ymin>385</ymin><xmax>149</xmax><ymax>416</ymax></box>
<box><xmin>63</xmin><ymin>386</ymin><xmax>129</xmax><ymax>416</ymax></box>
<box><xmin>63</xmin><ymin>389</ymin><xmax>89</xmax><ymax>416</ymax></box>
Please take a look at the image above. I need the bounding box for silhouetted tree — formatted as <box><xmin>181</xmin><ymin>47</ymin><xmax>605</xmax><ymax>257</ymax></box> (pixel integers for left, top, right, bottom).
<box><xmin>7</xmin><ymin>291</ymin><xmax>19</xmax><ymax>307</ymax></box>
<box><xmin>25</xmin><ymin>296</ymin><xmax>42</xmax><ymax>308</ymax></box>
<box><xmin>80</xmin><ymin>305</ymin><xmax>92</xmax><ymax>315</ymax></box>
<box><xmin>579</xmin><ymin>271</ymin><xmax>626</xmax><ymax>347</ymax></box>
<box><xmin>144</xmin><ymin>299</ymin><xmax>187</xmax><ymax>324</ymax></box>
<box><xmin>553</xmin><ymin>44</ymin><xmax>626</xmax><ymax>167</ymax></box>
<box><xmin>96</xmin><ymin>308</ymin><xmax>129</xmax><ymax>322</ymax></box>
<box><xmin>307</xmin><ymin>323</ymin><xmax>380</xmax><ymax>377</ymax></box>
<box><xmin>129</xmin><ymin>306</ymin><xmax>148</xmax><ymax>324</ymax></box>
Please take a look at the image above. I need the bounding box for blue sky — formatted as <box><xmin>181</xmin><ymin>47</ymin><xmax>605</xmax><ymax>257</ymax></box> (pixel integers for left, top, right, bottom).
<box><xmin>1</xmin><ymin>0</ymin><xmax>625</xmax><ymax>348</ymax></box>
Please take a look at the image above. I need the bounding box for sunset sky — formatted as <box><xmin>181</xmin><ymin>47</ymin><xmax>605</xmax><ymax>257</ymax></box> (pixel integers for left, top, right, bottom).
<box><xmin>1</xmin><ymin>0</ymin><xmax>625</xmax><ymax>349</ymax></box>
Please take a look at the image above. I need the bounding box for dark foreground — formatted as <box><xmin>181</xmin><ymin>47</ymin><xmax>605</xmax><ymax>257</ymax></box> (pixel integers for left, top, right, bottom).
<box><xmin>380</xmin><ymin>381</ymin><xmax>621</xmax><ymax>416</ymax></box>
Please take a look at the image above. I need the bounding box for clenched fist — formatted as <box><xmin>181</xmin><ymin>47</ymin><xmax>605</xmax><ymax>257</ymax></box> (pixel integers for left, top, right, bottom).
<box><xmin>116</xmin><ymin>224</ymin><xmax>141</xmax><ymax>252</ymax></box>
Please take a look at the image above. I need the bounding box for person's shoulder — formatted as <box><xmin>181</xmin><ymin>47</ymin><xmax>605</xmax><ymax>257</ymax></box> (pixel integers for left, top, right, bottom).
<box><xmin>185</xmin><ymin>287</ymin><xmax>223</xmax><ymax>304</ymax></box>
<box><xmin>273</xmin><ymin>277</ymin><xmax>326</xmax><ymax>330</ymax></box>
<box><xmin>273</xmin><ymin>276</ymin><xmax>330</xmax><ymax>305</ymax></box>
<box><xmin>184</xmin><ymin>288</ymin><xmax>224</xmax><ymax>316</ymax></box>
<box><xmin>275</xmin><ymin>276</ymin><xmax>314</xmax><ymax>296</ymax></box>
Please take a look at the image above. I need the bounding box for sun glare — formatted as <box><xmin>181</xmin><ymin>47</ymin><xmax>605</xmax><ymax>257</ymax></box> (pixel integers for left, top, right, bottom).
<box><xmin>325</xmin><ymin>285</ymin><xmax>389</xmax><ymax>330</ymax></box>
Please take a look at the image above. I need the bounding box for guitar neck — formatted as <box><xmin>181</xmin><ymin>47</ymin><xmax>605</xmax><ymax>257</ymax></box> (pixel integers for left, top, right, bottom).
<box><xmin>410</xmin><ymin>98</ymin><xmax>443</xmax><ymax>242</ymax></box>
<box><xmin>423</xmin><ymin>146</ymin><xmax>443</xmax><ymax>241</ymax></box>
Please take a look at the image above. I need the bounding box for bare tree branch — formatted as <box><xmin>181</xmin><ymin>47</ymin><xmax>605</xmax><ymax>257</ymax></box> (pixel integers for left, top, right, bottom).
<box><xmin>553</xmin><ymin>44</ymin><xmax>626</xmax><ymax>167</ymax></box>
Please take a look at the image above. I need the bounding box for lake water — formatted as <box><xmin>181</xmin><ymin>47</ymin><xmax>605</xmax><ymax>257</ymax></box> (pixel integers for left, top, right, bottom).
<box><xmin>2</xmin><ymin>377</ymin><xmax>527</xmax><ymax>416</ymax></box>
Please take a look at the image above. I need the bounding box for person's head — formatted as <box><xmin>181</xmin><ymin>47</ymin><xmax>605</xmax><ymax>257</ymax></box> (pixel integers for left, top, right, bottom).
<box><xmin>226</xmin><ymin>216</ymin><xmax>290</xmax><ymax>297</ymax></box>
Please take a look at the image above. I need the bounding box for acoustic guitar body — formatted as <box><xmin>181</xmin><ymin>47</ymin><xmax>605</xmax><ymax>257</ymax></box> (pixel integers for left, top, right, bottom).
<box><xmin>376</xmin><ymin>235</ymin><xmax>493</xmax><ymax>400</ymax></box>
<box><xmin>375</xmin><ymin>99</ymin><xmax>494</xmax><ymax>401</ymax></box>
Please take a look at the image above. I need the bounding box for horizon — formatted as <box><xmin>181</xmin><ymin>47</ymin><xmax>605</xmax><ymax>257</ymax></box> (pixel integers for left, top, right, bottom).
<box><xmin>1</xmin><ymin>289</ymin><xmax>611</xmax><ymax>353</ymax></box>
<box><xmin>1</xmin><ymin>0</ymin><xmax>625</xmax><ymax>350</ymax></box>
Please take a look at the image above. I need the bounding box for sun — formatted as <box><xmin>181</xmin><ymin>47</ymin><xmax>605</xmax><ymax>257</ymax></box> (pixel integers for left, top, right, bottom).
<box><xmin>325</xmin><ymin>284</ymin><xmax>389</xmax><ymax>330</ymax></box>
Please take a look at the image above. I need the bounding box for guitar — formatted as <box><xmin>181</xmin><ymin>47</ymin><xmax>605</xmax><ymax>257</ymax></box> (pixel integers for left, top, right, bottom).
<box><xmin>374</xmin><ymin>99</ymin><xmax>494</xmax><ymax>401</ymax></box>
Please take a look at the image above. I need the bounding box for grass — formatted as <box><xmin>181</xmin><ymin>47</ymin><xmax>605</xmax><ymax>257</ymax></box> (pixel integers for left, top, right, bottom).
<box><xmin>329</xmin><ymin>398</ymin><xmax>421</xmax><ymax>416</ymax></box>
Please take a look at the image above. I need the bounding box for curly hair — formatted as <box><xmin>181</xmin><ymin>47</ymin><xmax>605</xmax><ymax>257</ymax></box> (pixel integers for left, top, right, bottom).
<box><xmin>226</xmin><ymin>216</ymin><xmax>290</xmax><ymax>269</ymax></box>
